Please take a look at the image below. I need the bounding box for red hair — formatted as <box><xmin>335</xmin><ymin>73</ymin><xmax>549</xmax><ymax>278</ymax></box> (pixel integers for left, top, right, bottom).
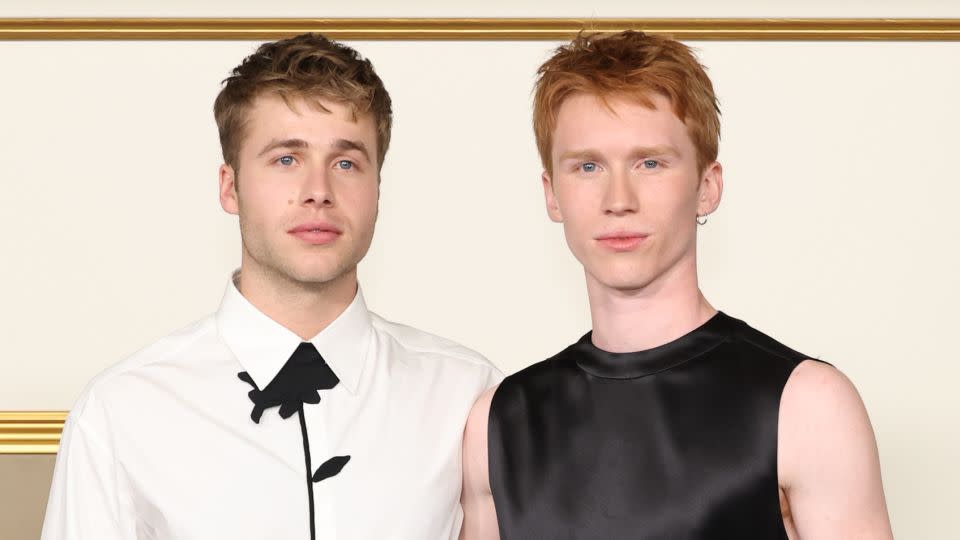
<box><xmin>533</xmin><ymin>31</ymin><xmax>720</xmax><ymax>174</ymax></box>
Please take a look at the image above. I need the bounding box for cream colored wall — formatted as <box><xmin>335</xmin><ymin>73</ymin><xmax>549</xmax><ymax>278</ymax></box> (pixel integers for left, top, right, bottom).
<box><xmin>1</xmin><ymin>3</ymin><xmax>958</xmax><ymax>539</ymax></box>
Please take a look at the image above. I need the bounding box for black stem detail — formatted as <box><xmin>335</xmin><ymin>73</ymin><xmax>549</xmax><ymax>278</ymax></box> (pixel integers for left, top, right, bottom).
<box><xmin>236</xmin><ymin>343</ymin><xmax>351</xmax><ymax>539</ymax></box>
<box><xmin>298</xmin><ymin>404</ymin><xmax>316</xmax><ymax>540</ymax></box>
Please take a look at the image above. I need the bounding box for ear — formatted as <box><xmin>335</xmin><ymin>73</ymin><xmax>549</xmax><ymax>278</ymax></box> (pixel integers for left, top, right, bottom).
<box><xmin>542</xmin><ymin>171</ymin><xmax>563</xmax><ymax>223</ymax></box>
<box><xmin>219</xmin><ymin>164</ymin><xmax>240</xmax><ymax>215</ymax></box>
<box><xmin>696</xmin><ymin>161</ymin><xmax>723</xmax><ymax>218</ymax></box>
<box><xmin>374</xmin><ymin>176</ymin><xmax>381</xmax><ymax>220</ymax></box>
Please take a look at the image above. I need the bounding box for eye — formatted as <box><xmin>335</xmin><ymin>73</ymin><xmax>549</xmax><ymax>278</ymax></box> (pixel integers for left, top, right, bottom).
<box><xmin>580</xmin><ymin>162</ymin><xmax>598</xmax><ymax>173</ymax></box>
<box><xmin>641</xmin><ymin>159</ymin><xmax>659</xmax><ymax>169</ymax></box>
<box><xmin>277</xmin><ymin>155</ymin><xmax>295</xmax><ymax>166</ymax></box>
<box><xmin>336</xmin><ymin>160</ymin><xmax>354</xmax><ymax>170</ymax></box>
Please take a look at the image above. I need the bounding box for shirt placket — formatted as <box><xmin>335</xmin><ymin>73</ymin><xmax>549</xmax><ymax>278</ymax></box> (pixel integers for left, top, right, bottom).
<box><xmin>304</xmin><ymin>403</ymin><xmax>337</xmax><ymax>539</ymax></box>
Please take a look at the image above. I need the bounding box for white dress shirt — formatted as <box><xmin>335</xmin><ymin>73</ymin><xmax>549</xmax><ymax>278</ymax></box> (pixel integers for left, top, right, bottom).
<box><xmin>41</xmin><ymin>277</ymin><xmax>502</xmax><ymax>540</ymax></box>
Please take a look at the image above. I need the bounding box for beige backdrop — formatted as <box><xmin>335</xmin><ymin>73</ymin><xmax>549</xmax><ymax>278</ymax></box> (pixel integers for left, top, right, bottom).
<box><xmin>2</xmin><ymin>4</ymin><xmax>959</xmax><ymax>540</ymax></box>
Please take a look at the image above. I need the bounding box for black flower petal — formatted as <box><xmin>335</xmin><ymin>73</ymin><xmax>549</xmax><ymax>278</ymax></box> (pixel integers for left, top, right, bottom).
<box><xmin>237</xmin><ymin>343</ymin><xmax>341</xmax><ymax>424</ymax></box>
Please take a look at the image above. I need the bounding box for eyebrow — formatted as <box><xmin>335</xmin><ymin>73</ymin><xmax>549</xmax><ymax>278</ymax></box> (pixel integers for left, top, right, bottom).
<box><xmin>256</xmin><ymin>138</ymin><xmax>308</xmax><ymax>158</ymax></box>
<box><xmin>558</xmin><ymin>145</ymin><xmax>680</xmax><ymax>162</ymax></box>
<box><xmin>332</xmin><ymin>138</ymin><xmax>371</xmax><ymax>163</ymax></box>
<box><xmin>256</xmin><ymin>137</ymin><xmax>371</xmax><ymax>163</ymax></box>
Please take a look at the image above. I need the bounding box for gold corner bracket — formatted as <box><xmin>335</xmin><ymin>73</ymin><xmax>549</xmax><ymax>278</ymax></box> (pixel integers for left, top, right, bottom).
<box><xmin>0</xmin><ymin>412</ymin><xmax>66</xmax><ymax>454</ymax></box>
<box><xmin>0</xmin><ymin>18</ymin><xmax>959</xmax><ymax>41</ymax></box>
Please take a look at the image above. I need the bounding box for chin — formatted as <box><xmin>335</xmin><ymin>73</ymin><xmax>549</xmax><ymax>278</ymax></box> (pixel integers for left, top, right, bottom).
<box><xmin>275</xmin><ymin>258</ymin><xmax>355</xmax><ymax>287</ymax></box>
<box><xmin>584</xmin><ymin>259</ymin><xmax>658</xmax><ymax>293</ymax></box>
<box><xmin>604</xmin><ymin>278</ymin><xmax>657</xmax><ymax>293</ymax></box>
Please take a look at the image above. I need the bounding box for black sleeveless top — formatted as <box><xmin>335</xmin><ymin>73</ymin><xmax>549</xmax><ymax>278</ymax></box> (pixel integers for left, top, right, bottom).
<box><xmin>488</xmin><ymin>312</ymin><xmax>813</xmax><ymax>539</ymax></box>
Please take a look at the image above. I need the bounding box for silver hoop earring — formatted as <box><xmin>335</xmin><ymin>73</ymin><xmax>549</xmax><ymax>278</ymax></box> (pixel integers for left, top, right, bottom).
<box><xmin>696</xmin><ymin>214</ymin><xmax>708</xmax><ymax>226</ymax></box>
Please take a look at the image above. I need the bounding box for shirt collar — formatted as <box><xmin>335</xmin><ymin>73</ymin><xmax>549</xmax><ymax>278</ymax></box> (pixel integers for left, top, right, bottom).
<box><xmin>215</xmin><ymin>273</ymin><xmax>372</xmax><ymax>395</ymax></box>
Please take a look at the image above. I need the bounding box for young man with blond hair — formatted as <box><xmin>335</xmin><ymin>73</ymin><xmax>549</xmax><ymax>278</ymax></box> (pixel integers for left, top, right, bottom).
<box><xmin>461</xmin><ymin>31</ymin><xmax>892</xmax><ymax>539</ymax></box>
<box><xmin>42</xmin><ymin>33</ymin><xmax>500</xmax><ymax>540</ymax></box>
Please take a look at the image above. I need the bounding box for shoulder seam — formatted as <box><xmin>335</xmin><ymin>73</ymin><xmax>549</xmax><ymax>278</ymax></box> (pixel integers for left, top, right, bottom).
<box><xmin>372</xmin><ymin>320</ymin><xmax>494</xmax><ymax>370</ymax></box>
<box><xmin>393</xmin><ymin>336</ymin><xmax>493</xmax><ymax>369</ymax></box>
<box><xmin>734</xmin><ymin>331</ymin><xmax>811</xmax><ymax>364</ymax></box>
<box><xmin>70</xmin><ymin>412</ymin><xmax>115</xmax><ymax>456</ymax></box>
<box><xmin>95</xmin><ymin>317</ymin><xmax>215</xmax><ymax>381</ymax></box>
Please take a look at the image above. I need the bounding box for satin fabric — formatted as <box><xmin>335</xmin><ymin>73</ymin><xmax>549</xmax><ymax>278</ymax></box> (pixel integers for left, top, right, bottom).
<box><xmin>488</xmin><ymin>312</ymin><xmax>812</xmax><ymax>539</ymax></box>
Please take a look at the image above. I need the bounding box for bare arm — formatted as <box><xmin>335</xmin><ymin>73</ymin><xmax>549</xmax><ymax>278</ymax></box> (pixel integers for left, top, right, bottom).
<box><xmin>460</xmin><ymin>386</ymin><xmax>501</xmax><ymax>540</ymax></box>
<box><xmin>778</xmin><ymin>361</ymin><xmax>893</xmax><ymax>539</ymax></box>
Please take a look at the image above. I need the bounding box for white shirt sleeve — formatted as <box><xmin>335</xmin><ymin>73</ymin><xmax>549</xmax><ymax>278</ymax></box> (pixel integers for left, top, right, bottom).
<box><xmin>41</xmin><ymin>393</ymin><xmax>135</xmax><ymax>540</ymax></box>
<box><xmin>485</xmin><ymin>363</ymin><xmax>506</xmax><ymax>389</ymax></box>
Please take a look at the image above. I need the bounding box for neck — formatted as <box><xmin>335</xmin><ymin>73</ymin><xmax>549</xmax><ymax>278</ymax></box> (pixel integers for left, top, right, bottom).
<box><xmin>587</xmin><ymin>254</ymin><xmax>715</xmax><ymax>353</ymax></box>
<box><xmin>237</xmin><ymin>257</ymin><xmax>358</xmax><ymax>341</ymax></box>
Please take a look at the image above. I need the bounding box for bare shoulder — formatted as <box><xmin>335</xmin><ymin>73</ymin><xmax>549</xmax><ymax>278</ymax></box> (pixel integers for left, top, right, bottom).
<box><xmin>779</xmin><ymin>360</ymin><xmax>875</xmax><ymax>474</ymax></box>
<box><xmin>471</xmin><ymin>386</ymin><xmax>499</xmax><ymax>416</ymax></box>
<box><xmin>461</xmin><ymin>385</ymin><xmax>502</xmax><ymax>539</ymax></box>
<box><xmin>464</xmin><ymin>386</ymin><xmax>499</xmax><ymax>460</ymax></box>
<box><xmin>778</xmin><ymin>360</ymin><xmax>892</xmax><ymax>538</ymax></box>
<box><xmin>462</xmin><ymin>386</ymin><xmax>499</xmax><ymax>503</ymax></box>
<box><xmin>781</xmin><ymin>360</ymin><xmax>866</xmax><ymax>420</ymax></box>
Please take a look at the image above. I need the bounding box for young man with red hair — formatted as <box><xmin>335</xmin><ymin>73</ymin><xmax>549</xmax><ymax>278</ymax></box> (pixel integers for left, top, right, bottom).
<box><xmin>461</xmin><ymin>31</ymin><xmax>892</xmax><ymax>539</ymax></box>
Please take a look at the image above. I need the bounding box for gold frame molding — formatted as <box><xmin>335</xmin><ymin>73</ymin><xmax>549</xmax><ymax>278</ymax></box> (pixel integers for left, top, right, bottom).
<box><xmin>0</xmin><ymin>412</ymin><xmax>66</xmax><ymax>454</ymax></box>
<box><xmin>1</xmin><ymin>18</ymin><xmax>959</xmax><ymax>40</ymax></box>
<box><xmin>1</xmin><ymin>16</ymin><xmax>957</xmax><ymax>454</ymax></box>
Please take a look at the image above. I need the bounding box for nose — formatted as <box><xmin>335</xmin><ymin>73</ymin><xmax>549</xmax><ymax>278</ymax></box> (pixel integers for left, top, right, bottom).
<box><xmin>602</xmin><ymin>169</ymin><xmax>639</xmax><ymax>216</ymax></box>
<box><xmin>299</xmin><ymin>166</ymin><xmax>334</xmax><ymax>208</ymax></box>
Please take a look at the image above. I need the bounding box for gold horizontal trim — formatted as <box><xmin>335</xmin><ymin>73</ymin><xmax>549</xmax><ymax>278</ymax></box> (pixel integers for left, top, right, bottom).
<box><xmin>0</xmin><ymin>18</ymin><xmax>959</xmax><ymax>41</ymax></box>
<box><xmin>0</xmin><ymin>412</ymin><xmax>66</xmax><ymax>454</ymax></box>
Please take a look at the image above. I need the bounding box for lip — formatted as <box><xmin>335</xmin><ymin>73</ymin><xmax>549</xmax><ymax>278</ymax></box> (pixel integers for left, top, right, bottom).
<box><xmin>595</xmin><ymin>231</ymin><xmax>649</xmax><ymax>252</ymax></box>
<box><xmin>288</xmin><ymin>222</ymin><xmax>343</xmax><ymax>245</ymax></box>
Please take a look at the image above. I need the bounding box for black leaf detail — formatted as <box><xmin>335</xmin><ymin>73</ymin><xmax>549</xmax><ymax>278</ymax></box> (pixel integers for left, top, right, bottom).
<box><xmin>312</xmin><ymin>455</ymin><xmax>351</xmax><ymax>482</ymax></box>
